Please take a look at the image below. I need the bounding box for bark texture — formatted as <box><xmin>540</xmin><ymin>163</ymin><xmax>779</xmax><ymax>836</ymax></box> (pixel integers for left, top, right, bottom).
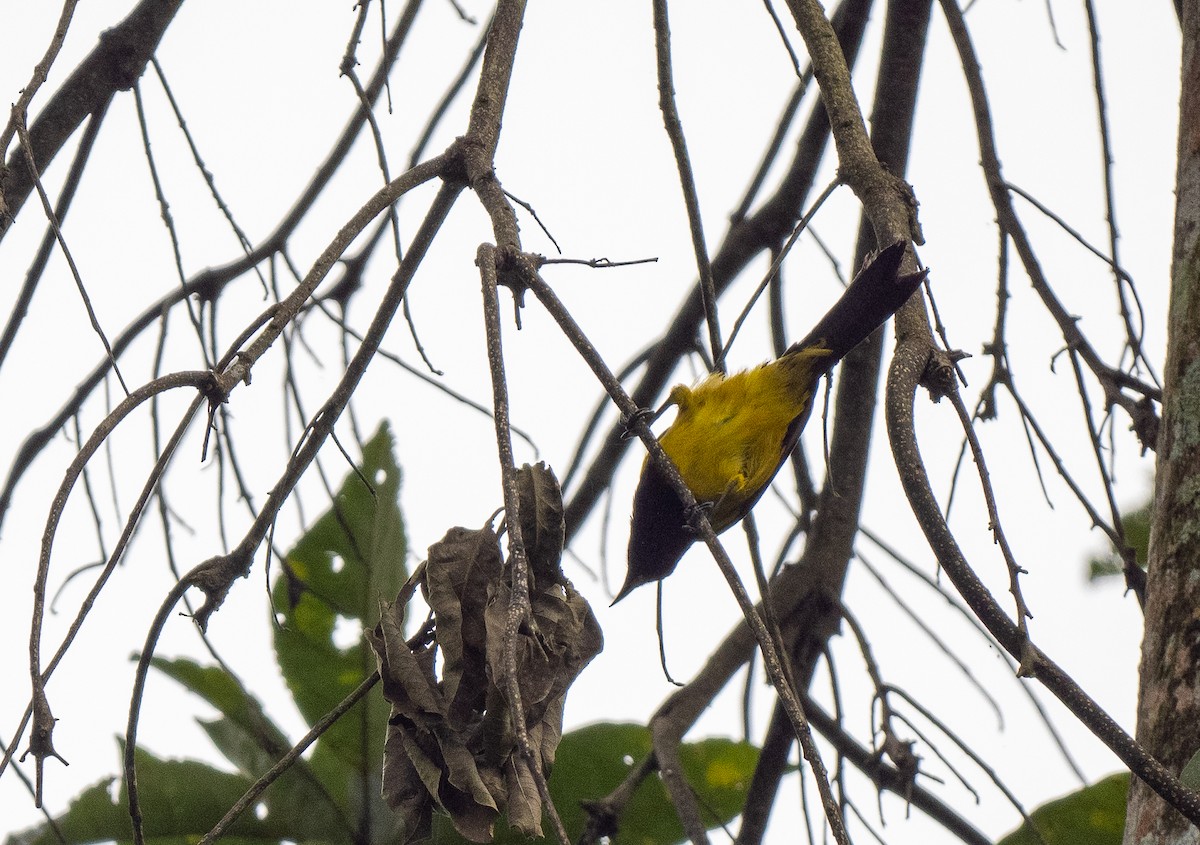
<box><xmin>1126</xmin><ymin>2</ymin><xmax>1200</xmax><ymax>842</ymax></box>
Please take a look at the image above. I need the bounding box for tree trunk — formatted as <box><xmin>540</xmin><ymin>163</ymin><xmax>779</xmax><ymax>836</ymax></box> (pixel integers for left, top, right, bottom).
<box><xmin>1125</xmin><ymin>2</ymin><xmax>1200</xmax><ymax>842</ymax></box>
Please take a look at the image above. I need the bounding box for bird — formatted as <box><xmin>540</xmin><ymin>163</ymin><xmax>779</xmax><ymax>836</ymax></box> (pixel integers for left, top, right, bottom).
<box><xmin>613</xmin><ymin>241</ymin><xmax>927</xmax><ymax>605</ymax></box>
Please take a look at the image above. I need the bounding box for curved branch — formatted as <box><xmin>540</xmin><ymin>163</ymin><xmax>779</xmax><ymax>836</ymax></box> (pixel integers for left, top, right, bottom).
<box><xmin>18</xmin><ymin>371</ymin><xmax>212</xmax><ymax>800</ymax></box>
<box><xmin>123</xmin><ymin>180</ymin><xmax>462</xmax><ymax>842</ymax></box>
<box><xmin>0</xmin><ymin>3</ymin><xmax>435</xmax><ymax>537</ymax></box>
<box><xmin>29</xmin><ymin>372</ymin><xmax>214</xmax><ymax>672</ymax></box>
<box><xmin>885</xmin><ymin>338</ymin><xmax>1200</xmax><ymax>825</ymax></box>
<box><xmin>213</xmin><ymin>151</ymin><xmax>453</xmax><ymax>393</ymax></box>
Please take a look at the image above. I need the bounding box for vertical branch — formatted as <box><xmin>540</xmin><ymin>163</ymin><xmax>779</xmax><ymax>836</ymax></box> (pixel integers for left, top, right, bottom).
<box><xmin>1126</xmin><ymin>0</ymin><xmax>1200</xmax><ymax>838</ymax></box>
<box><xmin>781</xmin><ymin>0</ymin><xmax>914</xmax><ymax>239</ymax></box>
<box><xmin>458</xmin><ymin>5</ymin><xmax>572</xmax><ymax>838</ymax></box>
<box><xmin>651</xmin><ymin>0</ymin><xmax>724</xmax><ymax>368</ymax></box>
<box><xmin>462</xmin><ymin>0</ymin><xmax>527</xmax><ymax>251</ymax></box>
<box><xmin>131</xmin><ymin>82</ymin><xmax>210</xmax><ymax>357</ymax></box>
<box><xmin>477</xmin><ymin>245</ymin><xmax>571</xmax><ymax>845</ymax></box>
<box><xmin>1082</xmin><ymin>0</ymin><xmax>1158</xmax><ymax>383</ymax></box>
<box><xmin>735</xmin><ymin>1</ymin><xmax>934</xmax><ymax>835</ymax></box>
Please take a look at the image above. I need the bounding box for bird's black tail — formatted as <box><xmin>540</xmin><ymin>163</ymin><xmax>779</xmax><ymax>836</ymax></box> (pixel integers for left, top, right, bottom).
<box><xmin>787</xmin><ymin>241</ymin><xmax>927</xmax><ymax>372</ymax></box>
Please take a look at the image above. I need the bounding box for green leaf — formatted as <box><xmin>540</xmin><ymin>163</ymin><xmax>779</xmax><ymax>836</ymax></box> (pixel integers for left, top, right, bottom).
<box><xmin>151</xmin><ymin>656</ymin><xmax>357</xmax><ymax>841</ymax></box>
<box><xmin>271</xmin><ymin>422</ymin><xmax>407</xmax><ymax>790</ymax></box>
<box><xmin>150</xmin><ymin>656</ymin><xmax>292</xmax><ymax>773</ymax></box>
<box><xmin>1181</xmin><ymin>748</ymin><xmax>1200</xmax><ymax>790</ymax></box>
<box><xmin>997</xmin><ymin>772</ymin><xmax>1128</xmax><ymax>845</ymax></box>
<box><xmin>6</xmin><ymin>746</ymin><xmax>289</xmax><ymax>845</ymax></box>
<box><xmin>525</xmin><ymin>722</ymin><xmax>651</xmax><ymax>845</ymax></box>
<box><xmin>677</xmin><ymin>736</ymin><xmax>761</xmax><ymax>832</ymax></box>
<box><xmin>6</xmin><ymin>779</ymin><xmax>126</xmax><ymax>845</ymax></box>
<box><xmin>1088</xmin><ymin>504</ymin><xmax>1150</xmax><ymax>582</ymax></box>
<box><xmin>471</xmin><ymin>723</ymin><xmax>757</xmax><ymax>845</ymax></box>
<box><xmin>10</xmin><ymin>423</ymin><xmax>413</xmax><ymax>845</ymax></box>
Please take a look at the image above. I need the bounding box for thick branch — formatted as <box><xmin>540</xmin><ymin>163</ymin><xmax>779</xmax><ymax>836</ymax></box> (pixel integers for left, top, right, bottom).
<box><xmin>782</xmin><ymin>0</ymin><xmax>918</xmax><ymax>240</ymax></box>
<box><xmin>1</xmin><ymin>0</ymin><xmax>185</xmax><ymax>240</ymax></box>
<box><xmin>1126</xmin><ymin>0</ymin><xmax>1200</xmax><ymax>837</ymax></box>
<box><xmin>885</xmin><ymin>338</ymin><xmax>1200</xmax><ymax>826</ymax></box>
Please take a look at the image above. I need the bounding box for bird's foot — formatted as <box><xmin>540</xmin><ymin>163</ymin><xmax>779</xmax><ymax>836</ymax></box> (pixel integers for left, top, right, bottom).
<box><xmin>620</xmin><ymin>406</ymin><xmax>658</xmax><ymax>440</ymax></box>
<box><xmin>683</xmin><ymin>500</ymin><xmax>715</xmax><ymax>534</ymax></box>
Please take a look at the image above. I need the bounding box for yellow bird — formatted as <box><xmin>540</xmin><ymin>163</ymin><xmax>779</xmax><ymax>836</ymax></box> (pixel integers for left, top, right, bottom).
<box><xmin>614</xmin><ymin>242</ymin><xmax>926</xmax><ymax>605</ymax></box>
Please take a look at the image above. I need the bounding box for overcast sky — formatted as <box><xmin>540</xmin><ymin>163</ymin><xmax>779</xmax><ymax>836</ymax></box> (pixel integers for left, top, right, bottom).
<box><xmin>0</xmin><ymin>2</ymin><xmax>1183</xmax><ymax>842</ymax></box>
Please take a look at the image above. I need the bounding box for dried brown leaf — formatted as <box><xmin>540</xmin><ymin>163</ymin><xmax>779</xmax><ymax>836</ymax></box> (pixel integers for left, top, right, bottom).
<box><xmin>440</xmin><ymin>731</ymin><xmax>498</xmax><ymax>812</ymax></box>
<box><xmin>504</xmin><ymin>755</ymin><xmax>544</xmax><ymax>839</ymax></box>
<box><xmin>531</xmin><ymin>697</ymin><xmax>565</xmax><ymax>773</ymax></box>
<box><xmin>367</xmin><ymin>598</ymin><xmax>444</xmax><ymax>721</ymax></box>
<box><xmin>373</xmin><ymin>466</ymin><xmax>602</xmax><ymax>844</ymax></box>
<box><xmin>515</xmin><ymin>462</ymin><xmax>566</xmax><ymax>586</ymax></box>
<box><xmin>380</xmin><ymin>728</ymin><xmax>433</xmax><ymax>840</ymax></box>
<box><xmin>438</xmin><ymin>733</ymin><xmax>501</xmax><ymax>842</ymax></box>
<box><xmin>426</xmin><ymin>525</ymin><xmax>503</xmax><ymax>727</ymax></box>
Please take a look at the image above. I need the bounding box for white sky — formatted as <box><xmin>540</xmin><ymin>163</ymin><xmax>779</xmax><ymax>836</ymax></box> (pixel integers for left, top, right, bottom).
<box><xmin>0</xmin><ymin>1</ymin><xmax>1182</xmax><ymax>843</ymax></box>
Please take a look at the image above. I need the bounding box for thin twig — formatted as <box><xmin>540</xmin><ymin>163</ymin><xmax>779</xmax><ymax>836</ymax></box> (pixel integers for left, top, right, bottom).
<box><xmin>855</xmin><ymin>551</ymin><xmax>1004</xmax><ymax>728</ymax></box>
<box><xmin>213</xmin><ymin>152</ymin><xmax>452</xmax><ymax>394</ymax></box>
<box><xmin>149</xmin><ymin>57</ymin><xmax>269</xmax><ymax>295</ymax></box>
<box><xmin>200</xmin><ymin>671</ymin><xmax>379</xmax><ymax>845</ymax></box>
<box><xmin>131</xmin><ymin>82</ymin><xmax>209</xmax><ymax>356</ymax></box>
<box><xmin>15</xmin><ymin>118</ymin><xmax>130</xmax><ymax>395</ymax></box>
<box><xmin>651</xmin><ymin>0</ymin><xmax>723</xmax><ymax>370</ymax></box>
<box><xmin>0</xmin><ymin>100</ymin><xmax>109</xmax><ymax>376</ymax></box>
<box><xmin>15</xmin><ymin>374</ymin><xmax>211</xmax><ymax>797</ymax></box>
<box><xmin>310</xmin><ymin>297</ymin><xmax>541</xmax><ymax>454</ymax></box>
<box><xmin>858</xmin><ymin>525</ymin><xmax>1089</xmax><ymax>783</ymax></box>
<box><xmin>939</xmin><ymin>0</ymin><xmax>1161</xmax><ymax>436</ymax></box>
<box><xmin>0</xmin><ymin>0</ymin><xmax>80</xmax><ymax>164</ymax></box>
<box><xmin>722</xmin><ymin>178</ymin><xmax>840</xmax><ymax>359</ymax></box>
<box><xmin>885</xmin><ymin>686</ymin><xmax>1042</xmax><ymax>840</ymax></box>
<box><xmin>1082</xmin><ymin>0</ymin><xmax>1158</xmax><ymax>386</ymax></box>
<box><xmin>945</xmin><ymin>389</ymin><xmax>1034</xmax><ymax>657</ymax></box>
<box><xmin>1</xmin><ymin>1</ymin><xmax>184</xmax><ymax>242</ymax></box>
<box><xmin>123</xmin><ymin>181</ymin><xmax>463</xmax><ymax>842</ymax></box>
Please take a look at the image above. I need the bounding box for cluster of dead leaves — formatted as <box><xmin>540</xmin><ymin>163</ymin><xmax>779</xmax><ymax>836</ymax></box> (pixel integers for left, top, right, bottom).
<box><xmin>367</xmin><ymin>464</ymin><xmax>602</xmax><ymax>843</ymax></box>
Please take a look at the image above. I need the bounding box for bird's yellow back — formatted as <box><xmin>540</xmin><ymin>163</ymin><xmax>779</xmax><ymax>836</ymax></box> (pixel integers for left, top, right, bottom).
<box><xmin>615</xmin><ymin>241</ymin><xmax>927</xmax><ymax>605</ymax></box>
<box><xmin>657</xmin><ymin>344</ymin><xmax>830</xmax><ymax>531</ymax></box>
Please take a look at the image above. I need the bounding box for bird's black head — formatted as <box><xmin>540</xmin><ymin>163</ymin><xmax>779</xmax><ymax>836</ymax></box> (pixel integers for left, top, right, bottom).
<box><xmin>613</xmin><ymin>460</ymin><xmax>694</xmax><ymax>605</ymax></box>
